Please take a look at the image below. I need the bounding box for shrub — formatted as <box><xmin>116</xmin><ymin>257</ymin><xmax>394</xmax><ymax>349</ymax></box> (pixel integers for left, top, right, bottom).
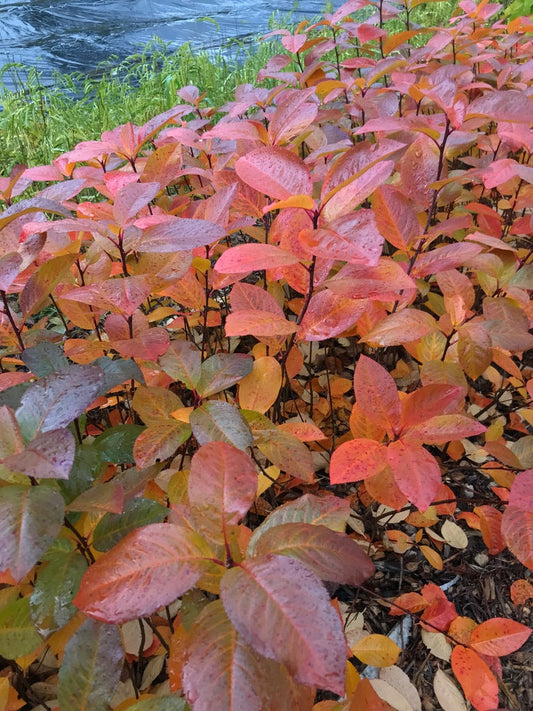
<box><xmin>0</xmin><ymin>1</ymin><xmax>531</xmax><ymax>710</ymax></box>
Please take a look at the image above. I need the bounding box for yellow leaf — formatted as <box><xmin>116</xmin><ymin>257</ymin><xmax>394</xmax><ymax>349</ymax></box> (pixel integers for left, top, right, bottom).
<box><xmin>351</xmin><ymin>634</ymin><xmax>401</xmax><ymax>667</ymax></box>
<box><xmin>257</xmin><ymin>465</ymin><xmax>280</xmax><ymax>496</ymax></box>
<box><xmin>238</xmin><ymin>356</ymin><xmax>282</xmax><ymax>414</ymax></box>
<box><xmin>263</xmin><ymin>194</ymin><xmax>315</xmax><ymax>213</ymax></box>
<box><xmin>420</xmin><ymin>545</ymin><xmax>443</xmax><ymax>570</ymax></box>
<box><xmin>346</xmin><ymin>661</ymin><xmax>361</xmax><ymax>697</ymax></box>
<box><xmin>0</xmin><ymin>678</ymin><xmax>9</xmax><ymax>711</ymax></box>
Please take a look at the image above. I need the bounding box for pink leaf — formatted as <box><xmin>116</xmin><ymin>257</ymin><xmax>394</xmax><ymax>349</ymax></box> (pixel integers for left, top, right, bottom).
<box><xmin>252</xmin><ymin>522</ymin><xmax>374</xmax><ymax>586</ymax></box>
<box><xmin>297</xmin><ymin>290</ymin><xmax>367</xmax><ymax>341</ymax></box>
<box><xmin>3</xmin><ymin>428</ymin><xmax>75</xmax><ymax>480</ymax></box>
<box><xmin>220</xmin><ymin>554</ymin><xmax>346</xmax><ymax>695</ymax></box>
<box><xmin>354</xmin><ymin>355</ymin><xmax>402</xmax><ymax>436</ymax></box>
<box><xmin>470</xmin><ymin>618</ymin><xmax>531</xmax><ymax>657</ymax></box>
<box><xmin>236</xmin><ymin>146</ymin><xmax>312</xmax><ymax>199</ymax></box>
<box><xmin>403</xmin><ymin>414</ymin><xmax>487</xmax><ymax>444</ymax></box>
<box><xmin>215</xmin><ymin>243</ymin><xmax>301</xmax><ymax>274</ymax></box>
<box><xmin>387</xmin><ymin>440</ymin><xmax>441</xmax><ymax>512</ymax></box>
<box><xmin>188</xmin><ymin>442</ymin><xmax>258</xmax><ymax>544</ymax></box>
<box><xmin>74</xmin><ymin>523</ymin><xmax>213</xmax><ymax>623</ymax></box>
<box><xmin>329</xmin><ymin>438</ymin><xmax>387</xmax><ymax>484</ymax></box>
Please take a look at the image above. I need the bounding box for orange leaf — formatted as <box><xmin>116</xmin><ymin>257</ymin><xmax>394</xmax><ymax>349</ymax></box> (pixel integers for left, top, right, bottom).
<box><xmin>474</xmin><ymin>505</ymin><xmax>506</xmax><ymax>555</ymax></box>
<box><xmin>470</xmin><ymin>618</ymin><xmax>531</xmax><ymax>657</ymax></box>
<box><xmin>451</xmin><ymin>646</ymin><xmax>499</xmax><ymax>711</ymax></box>
<box><xmin>351</xmin><ymin>634</ymin><xmax>401</xmax><ymax>667</ymax></box>
<box><xmin>510</xmin><ymin>579</ymin><xmax>533</xmax><ymax>606</ymax></box>
<box><xmin>386</xmin><ymin>440</ymin><xmax>441</xmax><ymax>512</ymax></box>
<box><xmin>238</xmin><ymin>356</ymin><xmax>282</xmax><ymax>414</ymax></box>
<box><xmin>348</xmin><ymin>678</ymin><xmax>395</xmax><ymax>710</ymax></box>
<box><xmin>329</xmin><ymin>438</ymin><xmax>387</xmax><ymax>484</ymax></box>
<box><xmin>353</xmin><ymin>355</ymin><xmax>401</xmax><ymax>437</ymax></box>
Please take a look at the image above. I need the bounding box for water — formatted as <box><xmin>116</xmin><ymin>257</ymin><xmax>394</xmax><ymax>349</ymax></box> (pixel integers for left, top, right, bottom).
<box><xmin>0</xmin><ymin>0</ymin><xmax>339</xmax><ymax>90</ymax></box>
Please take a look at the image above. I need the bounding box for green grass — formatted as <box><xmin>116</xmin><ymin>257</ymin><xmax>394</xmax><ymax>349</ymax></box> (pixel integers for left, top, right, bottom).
<box><xmin>0</xmin><ymin>36</ymin><xmax>286</xmax><ymax>171</ymax></box>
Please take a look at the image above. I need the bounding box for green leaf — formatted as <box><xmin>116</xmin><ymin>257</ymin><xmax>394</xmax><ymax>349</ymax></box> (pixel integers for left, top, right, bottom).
<box><xmin>127</xmin><ymin>698</ymin><xmax>187</xmax><ymax>711</ymax></box>
<box><xmin>0</xmin><ymin>596</ymin><xmax>42</xmax><ymax>658</ymax></box>
<box><xmin>22</xmin><ymin>342</ymin><xmax>69</xmax><ymax>376</ymax></box>
<box><xmin>159</xmin><ymin>339</ymin><xmax>202</xmax><ymax>390</ymax></box>
<box><xmin>30</xmin><ymin>539</ymin><xmax>88</xmax><ymax>636</ymax></box>
<box><xmin>58</xmin><ymin>443</ymin><xmax>101</xmax><ymax>504</ymax></box>
<box><xmin>93</xmin><ymin>356</ymin><xmax>145</xmax><ymax>393</ymax></box>
<box><xmin>15</xmin><ymin>364</ymin><xmax>104</xmax><ymax>439</ymax></box>
<box><xmin>0</xmin><ymin>484</ymin><xmax>64</xmax><ymax>582</ymax></box>
<box><xmin>94</xmin><ymin>424</ymin><xmax>144</xmax><ymax>464</ymax></box>
<box><xmin>190</xmin><ymin>401</ymin><xmax>253</xmax><ymax>451</ymax></box>
<box><xmin>133</xmin><ymin>421</ymin><xmax>191</xmax><ymax>468</ymax></box>
<box><xmin>58</xmin><ymin>619</ymin><xmax>123</xmax><ymax>711</ymax></box>
<box><xmin>196</xmin><ymin>353</ymin><xmax>253</xmax><ymax>398</ymax></box>
<box><xmin>93</xmin><ymin>498</ymin><xmax>168</xmax><ymax>552</ymax></box>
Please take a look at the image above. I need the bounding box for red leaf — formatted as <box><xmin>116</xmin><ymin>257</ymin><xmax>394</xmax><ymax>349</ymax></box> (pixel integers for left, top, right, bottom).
<box><xmin>501</xmin><ymin>506</ymin><xmax>533</xmax><ymax>570</ymax></box>
<box><xmin>140</xmin><ymin>215</ymin><xmax>226</xmax><ymax>251</ymax></box>
<box><xmin>215</xmin><ymin>243</ymin><xmax>301</xmax><ymax>274</ymax></box>
<box><xmin>363</xmin><ymin>308</ymin><xmax>438</xmax><ymax>346</ymax></box>
<box><xmin>302</xmin><ymin>210</ymin><xmax>384</xmax><ymax>266</ymax></box>
<box><xmin>188</xmin><ymin>442</ymin><xmax>258</xmax><ymax>544</ymax></box>
<box><xmin>113</xmin><ymin>181</ymin><xmax>160</xmax><ymax>225</ymax></box>
<box><xmin>467</xmin><ymin>89</ymin><xmax>533</xmax><ymax>122</ymax></box>
<box><xmin>252</xmin><ymin>522</ymin><xmax>375</xmax><ymax>586</ymax></box>
<box><xmin>372</xmin><ymin>184</ymin><xmax>421</xmax><ymax>251</ymax></box>
<box><xmin>386</xmin><ymin>440</ymin><xmax>441</xmax><ymax>512</ymax></box>
<box><xmin>297</xmin><ymin>290</ymin><xmax>366</xmax><ymax>341</ymax></box>
<box><xmin>403</xmin><ymin>414</ymin><xmax>486</xmax><ymax>444</ymax></box>
<box><xmin>329</xmin><ymin>439</ymin><xmax>387</xmax><ymax>484</ymax></box>
<box><xmin>470</xmin><ymin>618</ymin><xmax>531</xmax><ymax>657</ymax></box>
<box><xmin>3</xmin><ymin>428</ymin><xmax>75</xmax><ymax>480</ymax></box>
<box><xmin>400</xmin><ymin>384</ymin><xmax>465</xmax><ymax>430</ymax></box>
<box><xmin>0</xmin><ymin>253</ymin><xmax>22</xmax><ymax>291</ymax></box>
<box><xmin>326</xmin><ymin>258</ymin><xmax>417</xmax><ymax>302</ymax></box>
<box><xmin>354</xmin><ymin>355</ymin><xmax>401</xmax><ymax>437</ymax></box>
<box><xmin>74</xmin><ymin>523</ymin><xmax>213</xmax><ymax>623</ymax></box>
<box><xmin>451</xmin><ymin>646</ymin><xmax>499</xmax><ymax>711</ymax></box>
<box><xmin>474</xmin><ymin>505</ymin><xmax>506</xmax><ymax>555</ymax></box>
<box><xmin>269</xmin><ymin>90</ymin><xmax>318</xmax><ymax>145</ymax></box>
<box><xmin>508</xmin><ymin>469</ymin><xmax>533</xmax><ymax>512</ymax></box>
<box><xmin>61</xmin><ymin>276</ymin><xmax>152</xmax><ymax>318</ymax></box>
<box><xmin>183</xmin><ymin>600</ymin><xmax>314</xmax><ymax>711</ymax></box>
<box><xmin>235</xmin><ymin>146</ymin><xmax>312</xmax><ymax>199</ymax></box>
<box><xmin>225</xmin><ymin>310</ymin><xmax>298</xmax><ymax>337</ymax></box>
<box><xmin>220</xmin><ymin>554</ymin><xmax>346</xmax><ymax>695</ymax></box>
<box><xmin>412</xmin><ymin>242</ymin><xmax>483</xmax><ymax>278</ymax></box>
<box><xmin>321</xmin><ymin>160</ymin><xmax>394</xmax><ymax>222</ymax></box>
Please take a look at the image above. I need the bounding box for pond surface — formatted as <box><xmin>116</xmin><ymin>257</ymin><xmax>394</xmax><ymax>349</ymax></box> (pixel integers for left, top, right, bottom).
<box><xmin>0</xmin><ymin>0</ymin><xmax>338</xmax><ymax>90</ymax></box>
